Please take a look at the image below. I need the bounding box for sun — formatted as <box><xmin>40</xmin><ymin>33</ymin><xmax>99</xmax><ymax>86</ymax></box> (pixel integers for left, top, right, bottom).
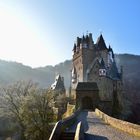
<box><xmin>0</xmin><ymin>7</ymin><xmax>50</xmax><ymax>67</ymax></box>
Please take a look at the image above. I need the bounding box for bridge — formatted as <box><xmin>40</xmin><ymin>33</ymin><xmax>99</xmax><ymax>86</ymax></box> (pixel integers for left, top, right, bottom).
<box><xmin>49</xmin><ymin>109</ymin><xmax>140</xmax><ymax>140</ymax></box>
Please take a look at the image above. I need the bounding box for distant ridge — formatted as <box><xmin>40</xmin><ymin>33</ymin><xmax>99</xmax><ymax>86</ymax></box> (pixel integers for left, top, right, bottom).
<box><xmin>0</xmin><ymin>59</ymin><xmax>72</xmax><ymax>88</ymax></box>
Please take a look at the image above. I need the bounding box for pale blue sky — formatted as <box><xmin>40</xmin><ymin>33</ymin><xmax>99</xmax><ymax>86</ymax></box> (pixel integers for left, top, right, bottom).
<box><xmin>0</xmin><ymin>0</ymin><xmax>140</xmax><ymax>67</ymax></box>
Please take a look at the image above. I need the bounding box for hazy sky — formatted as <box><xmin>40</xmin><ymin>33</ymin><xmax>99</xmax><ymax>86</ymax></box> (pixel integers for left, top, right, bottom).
<box><xmin>0</xmin><ymin>0</ymin><xmax>140</xmax><ymax>67</ymax></box>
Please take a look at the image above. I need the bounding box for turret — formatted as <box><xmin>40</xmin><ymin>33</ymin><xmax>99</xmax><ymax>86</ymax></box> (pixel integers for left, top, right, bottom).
<box><xmin>86</xmin><ymin>34</ymin><xmax>89</xmax><ymax>44</ymax></box>
<box><xmin>89</xmin><ymin>33</ymin><xmax>94</xmax><ymax>48</ymax></box>
<box><xmin>72</xmin><ymin>67</ymin><xmax>77</xmax><ymax>83</ymax></box>
<box><xmin>108</xmin><ymin>45</ymin><xmax>114</xmax><ymax>66</ymax></box>
<box><xmin>72</xmin><ymin>43</ymin><xmax>76</xmax><ymax>55</ymax></box>
<box><xmin>82</xmin><ymin>35</ymin><xmax>85</xmax><ymax>42</ymax></box>
<box><xmin>76</xmin><ymin>37</ymin><xmax>80</xmax><ymax>46</ymax></box>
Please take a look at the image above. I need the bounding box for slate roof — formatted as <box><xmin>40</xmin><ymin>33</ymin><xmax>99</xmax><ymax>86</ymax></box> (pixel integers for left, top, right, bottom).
<box><xmin>51</xmin><ymin>75</ymin><xmax>65</xmax><ymax>91</ymax></box>
<box><xmin>108</xmin><ymin>45</ymin><xmax>115</xmax><ymax>58</ymax></box>
<box><xmin>76</xmin><ymin>82</ymin><xmax>99</xmax><ymax>91</ymax></box>
<box><xmin>107</xmin><ymin>62</ymin><xmax>121</xmax><ymax>80</ymax></box>
<box><xmin>96</xmin><ymin>34</ymin><xmax>107</xmax><ymax>50</ymax></box>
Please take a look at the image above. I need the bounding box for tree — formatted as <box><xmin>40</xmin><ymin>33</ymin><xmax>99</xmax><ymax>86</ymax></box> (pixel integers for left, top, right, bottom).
<box><xmin>22</xmin><ymin>89</ymin><xmax>55</xmax><ymax>140</ymax></box>
<box><xmin>0</xmin><ymin>81</ymin><xmax>55</xmax><ymax>140</ymax></box>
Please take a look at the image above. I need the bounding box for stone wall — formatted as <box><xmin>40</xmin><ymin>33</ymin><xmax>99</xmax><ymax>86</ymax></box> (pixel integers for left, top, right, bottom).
<box><xmin>95</xmin><ymin>108</ymin><xmax>140</xmax><ymax>137</ymax></box>
<box><xmin>98</xmin><ymin>77</ymin><xmax>114</xmax><ymax>101</ymax></box>
<box><xmin>62</xmin><ymin>103</ymin><xmax>75</xmax><ymax>119</ymax></box>
<box><xmin>98</xmin><ymin>101</ymin><xmax>112</xmax><ymax>115</ymax></box>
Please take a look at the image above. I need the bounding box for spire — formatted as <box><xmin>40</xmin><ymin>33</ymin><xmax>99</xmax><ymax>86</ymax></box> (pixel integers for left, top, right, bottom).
<box><xmin>96</xmin><ymin>34</ymin><xmax>107</xmax><ymax>50</ymax></box>
<box><xmin>82</xmin><ymin>35</ymin><xmax>85</xmax><ymax>42</ymax></box>
<box><xmin>108</xmin><ymin>45</ymin><xmax>112</xmax><ymax>51</ymax></box>
<box><xmin>73</xmin><ymin>43</ymin><xmax>76</xmax><ymax>52</ymax></box>
<box><xmin>112</xmin><ymin>50</ymin><xmax>115</xmax><ymax>58</ymax></box>
<box><xmin>77</xmin><ymin>37</ymin><xmax>80</xmax><ymax>46</ymax></box>
<box><xmin>86</xmin><ymin>34</ymin><xmax>89</xmax><ymax>44</ymax></box>
<box><xmin>89</xmin><ymin>33</ymin><xmax>94</xmax><ymax>45</ymax></box>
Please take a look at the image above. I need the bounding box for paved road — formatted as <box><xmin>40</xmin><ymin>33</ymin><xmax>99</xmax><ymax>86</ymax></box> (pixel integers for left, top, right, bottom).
<box><xmin>69</xmin><ymin>111</ymin><xmax>140</xmax><ymax>140</ymax></box>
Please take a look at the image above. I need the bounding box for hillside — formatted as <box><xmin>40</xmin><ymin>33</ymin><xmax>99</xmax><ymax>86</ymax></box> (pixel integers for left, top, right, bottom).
<box><xmin>115</xmin><ymin>54</ymin><xmax>140</xmax><ymax>103</ymax></box>
<box><xmin>0</xmin><ymin>59</ymin><xmax>72</xmax><ymax>89</ymax></box>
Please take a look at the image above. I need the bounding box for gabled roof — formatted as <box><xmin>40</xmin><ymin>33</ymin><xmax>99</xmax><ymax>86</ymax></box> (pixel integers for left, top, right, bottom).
<box><xmin>51</xmin><ymin>75</ymin><xmax>65</xmax><ymax>91</ymax></box>
<box><xmin>96</xmin><ymin>34</ymin><xmax>107</xmax><ymax>50</ymax></box>
<box><xmin>76</xmin><ymin>82</ymin><xmax>98</xmax><ymax>91</ymax></box>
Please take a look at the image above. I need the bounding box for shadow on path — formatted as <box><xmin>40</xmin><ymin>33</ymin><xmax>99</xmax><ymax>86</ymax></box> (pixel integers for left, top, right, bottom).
<box><xmin>85</xmin><ymin>134</ymin><xmax>109</xmax><ymax>140</ymax></box>
<box><xmin>67</xmin><ymin>111</ymin><xmax>140</xmax><ymax>140</ymax></box>
<box><xmin>68</xmin><ymin>110</ymin><xmax>89</xmax><ymax>132</ymax></box>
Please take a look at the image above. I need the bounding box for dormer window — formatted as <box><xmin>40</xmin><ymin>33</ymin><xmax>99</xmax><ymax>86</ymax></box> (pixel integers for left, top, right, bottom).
<box><xmin>99</xmin><ymin>69</ymin><xmax>106</xmax><ymax>76</ymax></box>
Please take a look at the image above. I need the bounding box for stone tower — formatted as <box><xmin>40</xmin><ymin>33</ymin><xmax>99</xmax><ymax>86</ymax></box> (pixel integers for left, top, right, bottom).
<box><xmin>72</xmin><ymin>33</ymin><xmax>95</xmax><ymax>89</ymax></box>
<box><xmin>71</xmin><ymin>33</ymin><xmax>123</xmax><ymax>115</ymax></box>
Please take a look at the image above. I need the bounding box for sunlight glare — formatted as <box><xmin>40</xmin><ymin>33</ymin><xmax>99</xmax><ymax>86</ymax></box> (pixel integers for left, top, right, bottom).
<box><xmin>0</xmin><ymin>8</ymin><xmax>52</xmax><ymax>67</ymax></box>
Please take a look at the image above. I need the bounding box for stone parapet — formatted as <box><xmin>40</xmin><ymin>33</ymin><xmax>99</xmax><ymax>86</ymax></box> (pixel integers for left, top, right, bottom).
<box><xmin>95</xmin><ymin>108</ymin><xmax>140</xmax><ymax>137</ymax></box>
<box><xmin>63</xmin><ymin>103</ymin><xmax>75</xmax><ymax>119</ymax></box>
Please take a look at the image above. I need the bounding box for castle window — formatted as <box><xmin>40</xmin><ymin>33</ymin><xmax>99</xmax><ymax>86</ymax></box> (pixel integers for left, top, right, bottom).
<box><xmin>99</xmin><ymin>69</ymin><xmax>106</xmax><ymax>76</ymax></box>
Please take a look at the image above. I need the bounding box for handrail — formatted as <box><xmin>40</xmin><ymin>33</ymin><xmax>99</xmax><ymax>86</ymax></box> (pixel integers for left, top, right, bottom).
<box><xmin>49</xmin><ymin>108</ymin><xmax>81</xmax><ymax>140</ymax></box>
<box><xmin>49</xmin><ymin>121</ymin><xmax>62</xmax><ymax>140</ymax></box>
<box><xmin>74</xmin><ymin>121</ymin><xmax>84</xmax><ymax>140</ymax></box>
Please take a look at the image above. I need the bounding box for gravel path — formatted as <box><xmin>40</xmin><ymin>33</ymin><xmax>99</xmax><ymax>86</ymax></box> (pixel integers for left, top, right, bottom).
<box><xmin>69</xmin><ymin>111</ymin><xmax>140</xmax><ymax>140</ymax></box>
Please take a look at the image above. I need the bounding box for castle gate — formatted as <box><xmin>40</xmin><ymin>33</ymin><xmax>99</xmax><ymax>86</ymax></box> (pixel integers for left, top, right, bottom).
<box><xmin>76</xmin><ymin>82</ymin><xmax>99</xmax><ymax>110</ymax></box>
<box><xmin>81</xmin><ymin>96</ymin><xmax>93</xmax><ymax>110</ymax></box>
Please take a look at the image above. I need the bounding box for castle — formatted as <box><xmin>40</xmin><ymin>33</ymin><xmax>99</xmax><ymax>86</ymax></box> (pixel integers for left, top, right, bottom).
<box><xmin>71</xmin><ymin>33</ymin><xmax>123</xmax><ymax>115</ymax></box>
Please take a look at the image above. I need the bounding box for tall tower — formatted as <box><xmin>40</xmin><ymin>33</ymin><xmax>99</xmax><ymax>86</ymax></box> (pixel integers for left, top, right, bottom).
<box><xmin>71</xmin><ymin>32</ymin><xmax>123</xmax><ymax>115</ymax></box>
<box><xmin>71</xmin><ymin>33</ymin><xmax>95</xmax><ymax>89</ymax></box>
